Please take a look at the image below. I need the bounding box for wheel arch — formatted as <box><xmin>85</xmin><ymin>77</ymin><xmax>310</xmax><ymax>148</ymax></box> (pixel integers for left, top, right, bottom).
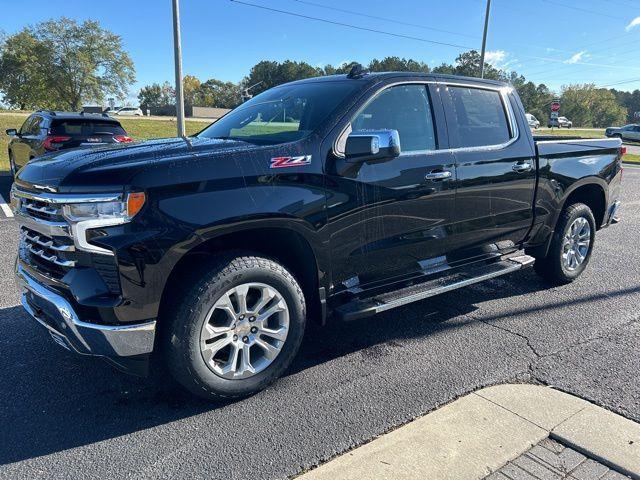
<box><xmin>561</xmin><ymin>180</ymin><xmax>607</xmax><ymax>229</ymax></box>
<box><xmin>158</xmin><ymin>223</ymin><xmax>328</xmax><ymax>331</ymax></box>
<box><xmin>526</xmin><ymin>178</ymin><xmax>607</xmax><ymax>260</ymax></box>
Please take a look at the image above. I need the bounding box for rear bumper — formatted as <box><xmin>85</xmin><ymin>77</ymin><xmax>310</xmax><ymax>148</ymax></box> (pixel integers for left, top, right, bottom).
<box><xmin>15</xmin><ymin>261</ymin><xmax>156</xmax><ymax>370</ymax></box>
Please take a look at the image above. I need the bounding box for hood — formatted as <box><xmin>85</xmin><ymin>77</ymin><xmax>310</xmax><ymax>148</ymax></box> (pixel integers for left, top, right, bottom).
<box><xmin>14</xmin><ymin>137</ymin><xmax>261</xmax><ymax>193</ymax></box>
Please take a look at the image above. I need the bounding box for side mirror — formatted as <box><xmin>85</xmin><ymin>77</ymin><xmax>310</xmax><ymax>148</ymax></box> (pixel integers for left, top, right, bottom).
<box><xmin>344</xmin><ymin>129</ymin><xmax>401</xmax><ymax>162</ymax></box>
<box><xmin>6</xmin><ymin>129</ymin><xmax>17</xmax><ymax>137</ymax></box>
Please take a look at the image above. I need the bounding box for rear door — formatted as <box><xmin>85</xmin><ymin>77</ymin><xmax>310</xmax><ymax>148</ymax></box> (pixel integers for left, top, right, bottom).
<box><xmin>326</xmin><ymin>81</ymin><xmax>457</xmax><ymax>289</ymax></box>
<box><xmin>441</xmin><ymin>82</ymin><xmax>536</xmax><ymax>261</ymax></box>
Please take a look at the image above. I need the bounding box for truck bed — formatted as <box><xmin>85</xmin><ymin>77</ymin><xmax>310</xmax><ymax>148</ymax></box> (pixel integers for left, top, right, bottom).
<box><xmin>534</xmin><ymin>136</ymin><xmax>622</xmax><ymax>157</ymax></box>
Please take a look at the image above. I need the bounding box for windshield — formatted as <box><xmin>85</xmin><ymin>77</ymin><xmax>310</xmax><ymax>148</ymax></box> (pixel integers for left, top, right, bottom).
<box><xmin>197</xmin><ymin>81</ymin><xmax>359</xmax><ymax>145</ymax></box>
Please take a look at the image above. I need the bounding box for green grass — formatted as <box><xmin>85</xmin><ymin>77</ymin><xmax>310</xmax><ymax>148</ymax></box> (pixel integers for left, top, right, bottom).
<box><xmin>623</xmin><ymin>154</ymin><xmax>640</xmax><ymax>164</ymax></box>
<box><xmin>0</xmin><ymin>114</ymin><xmax>209</xmax><ymax>172</ymax></box>
<box><xmin>535</xmin><ymin>128</ymin><xmax>606</xmax><ymax>139</ymax></box>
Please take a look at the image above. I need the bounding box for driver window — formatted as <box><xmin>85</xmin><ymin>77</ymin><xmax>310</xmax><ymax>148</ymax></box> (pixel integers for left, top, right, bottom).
<box><xmin>351</xmin><ymin>84</ymin><xmax>437</xmax><ymax>152</ymax></box>
<box><xmin>20</xmin><ymin>117</ymin><xmax>36</xmax><ymax>135</ymax></box>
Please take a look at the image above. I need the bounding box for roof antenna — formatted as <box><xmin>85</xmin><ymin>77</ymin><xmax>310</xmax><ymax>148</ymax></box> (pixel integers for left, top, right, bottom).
<box><xmin>347</xmin><ymin>63</ymin><xmax>368</xmax><ymax>79</ymax></box>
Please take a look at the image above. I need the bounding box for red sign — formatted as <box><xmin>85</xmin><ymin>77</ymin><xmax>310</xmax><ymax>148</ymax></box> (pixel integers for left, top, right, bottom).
<box><xmin>551</xmin><ymin>102</ymin><xmax>561</xmax><ymax>112</ymax></box>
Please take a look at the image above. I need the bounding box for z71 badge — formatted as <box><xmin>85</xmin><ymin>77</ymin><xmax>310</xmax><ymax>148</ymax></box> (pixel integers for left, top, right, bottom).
<box><xmin>270</xmin><ymin>155</ymin><xmax>312</xmax><ymax>169</ymax></box>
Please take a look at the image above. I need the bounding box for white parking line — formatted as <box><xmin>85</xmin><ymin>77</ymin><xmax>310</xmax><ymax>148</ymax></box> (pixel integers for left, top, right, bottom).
<box><xmin>0</xmin><ymin>194</ymin><xmax>14</xmax><ymax>218</ymax></box>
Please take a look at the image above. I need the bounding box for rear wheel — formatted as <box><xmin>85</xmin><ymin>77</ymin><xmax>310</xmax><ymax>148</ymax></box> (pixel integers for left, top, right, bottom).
<box><xmin>533</xmin><ymin>203</ymin><xmax>596</xmax><ymax>284</ymax></box>
<box><xmin>163</xmin><ymin>254</ymin><xmax>306</xmax><ymax>400</ymax></box>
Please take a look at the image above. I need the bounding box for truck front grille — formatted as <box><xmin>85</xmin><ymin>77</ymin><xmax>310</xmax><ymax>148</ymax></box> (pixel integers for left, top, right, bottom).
<box><xmin>20</xmin><ymin>196</ymin><xmax>65</xmax><ymax>223</ymax></box>
<box><xmin>20</xmin><ymin>227</ymin><xmax>76</xmax><ymax>279</ymax></box>
<box><xmin>14</xmin><ymin>187</ymin><xmax>122</xmax><ymax>294</ymax></box>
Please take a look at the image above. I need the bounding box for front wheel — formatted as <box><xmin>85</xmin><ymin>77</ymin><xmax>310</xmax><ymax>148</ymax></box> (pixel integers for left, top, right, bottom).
<box><xmin>533</xmin><ymin>203</ymin><xmax>596</xmax><ymax>284</ymax></box>
<box><xmin>163</xmin><ymin>254</ymin><xmax>306</xmax><ymax>400</ymax></box>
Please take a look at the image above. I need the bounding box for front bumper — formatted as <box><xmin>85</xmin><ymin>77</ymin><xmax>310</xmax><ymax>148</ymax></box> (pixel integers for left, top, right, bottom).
<box><xmin>15</xmin><ymin>262</ymin><xmax>156</xmax><ymax>367</ymax></box>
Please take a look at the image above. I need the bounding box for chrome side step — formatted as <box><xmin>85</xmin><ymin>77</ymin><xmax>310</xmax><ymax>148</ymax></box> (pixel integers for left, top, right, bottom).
<box><xmin>335</xmin><ymin>255</ymin><xmax>535</xmax><ymax>321</ymax></box>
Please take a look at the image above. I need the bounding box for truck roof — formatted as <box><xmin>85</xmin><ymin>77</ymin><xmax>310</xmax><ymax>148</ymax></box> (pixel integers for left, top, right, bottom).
<box><xmin>284</xmin><ymin>71</ymin><xmax>510</xmax><ymax>89</ymax></box>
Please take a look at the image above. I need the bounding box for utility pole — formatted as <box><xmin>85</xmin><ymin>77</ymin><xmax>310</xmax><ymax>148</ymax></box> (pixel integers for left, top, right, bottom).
<box><xmin>479</xmin><ymin>0</ymin><xmax>492</xmax><ymax>79</ymax></box>
<box><xmin>172</xmin><ymin>0</ymin><xmax>186</xmax><ymax>137</ymax></box>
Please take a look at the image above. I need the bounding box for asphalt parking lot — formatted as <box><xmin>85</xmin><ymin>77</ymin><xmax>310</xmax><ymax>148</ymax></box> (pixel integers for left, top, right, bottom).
<box><xmin>0</xmin><ymin>167</ymin><xmax>639</xmax><ymax>480</ymax></box>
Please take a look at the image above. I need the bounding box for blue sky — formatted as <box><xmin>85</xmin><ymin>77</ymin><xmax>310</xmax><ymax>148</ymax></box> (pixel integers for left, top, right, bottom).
<box><xmin>2</xmin><ymin>0</ymin><xmax>640</xmax><ymax>103</ymax></box>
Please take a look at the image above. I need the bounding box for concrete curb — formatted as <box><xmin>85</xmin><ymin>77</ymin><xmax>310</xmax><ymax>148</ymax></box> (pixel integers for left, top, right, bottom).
<box><xmin>297</xmin><ymin>384</ymin><xmax>640</xmax><ymax>480</ymax></box>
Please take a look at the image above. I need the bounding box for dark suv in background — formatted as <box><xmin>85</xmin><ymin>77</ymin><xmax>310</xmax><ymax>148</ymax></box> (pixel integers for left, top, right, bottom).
<box><xmin>5</xmin><ymin>110</ymin><xmax>133</xmax><ymax>176</ymax></box>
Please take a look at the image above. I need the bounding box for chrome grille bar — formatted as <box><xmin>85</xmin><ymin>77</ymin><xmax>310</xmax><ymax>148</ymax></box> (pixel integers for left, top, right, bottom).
<box><xmin>23</xmin><ymin>230</ymin><xmax>75</xmax><ymax>252</ymax></box>
<box><xmin>27</xmin><ymin>245</ymin><xmax>76</xmax><ymax>267</ymax></box>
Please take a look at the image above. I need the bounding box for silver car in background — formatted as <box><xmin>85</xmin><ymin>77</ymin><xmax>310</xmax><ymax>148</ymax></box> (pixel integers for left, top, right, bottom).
<box><xmin>548</xmin><ymin>116</ymin><xmax>573</xmax><ymax>128</ymax></box>
<box><xmin>606</xmin><ymin>124</ymin><xmax>640</xmax><ymax>142</ymax></box>
<box><xmin>526</xmin><ymin>113</ymin><xmax>540</xmax><ymax>129</ymax></box>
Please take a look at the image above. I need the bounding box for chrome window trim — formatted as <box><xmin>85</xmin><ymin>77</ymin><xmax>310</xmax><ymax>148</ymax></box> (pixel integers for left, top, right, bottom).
<box><xmin>440</xmin><ymin>83</ymin><xmax>519</xmax><ymax>154</ymax></box>
<box><xmin>333</xmin><ymin>79</ymin><xmax>520</xmax><ymax>158</ymax></box>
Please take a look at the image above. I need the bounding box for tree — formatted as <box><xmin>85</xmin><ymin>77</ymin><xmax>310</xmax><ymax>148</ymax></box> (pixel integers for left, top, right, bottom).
<box><xmin>138</xmin><ymin>81</ymin><xmax>175</xmax><ymax>110</ymax></box>
<box><xmin>0</xmin><ymin>30</ymin><xmax>52</xmax><ymax>110</ymax></box>
<box><xmin>183</xmin><ymin>75</ymin><xmax>201</xmax><ymax>109</ymax></box>
<box><xmin>432</xmin><ymin>50</ymin><xmax>505</xmax><ymax>80</ymax></box>
<box><xmin>560</xmin><ymin>84</ymin><xmax>627</xmax><ymax>127</ymax></box>
<box><xmin>0</xmin><ymin>17</ymin><xmax>135</xmax><ymax>110</ymax></box>
<box><xmin>244</xmin><ymin>60</ymin><xmax>322</xmax><ymax>96</ymax></box>
<box><xmin>368</xmin><ymin>56</ymin><xmax>429</xmax><ymax>73</ymax></box>
<box><xmin>197</xmin><ymin>79</ymin><xmax>241</xmax><ymax>109</ymax></box>
<box><xmin>611</xmin><ymin>88</ymin><xmax>640</xmax><ymax>124</ymax></box>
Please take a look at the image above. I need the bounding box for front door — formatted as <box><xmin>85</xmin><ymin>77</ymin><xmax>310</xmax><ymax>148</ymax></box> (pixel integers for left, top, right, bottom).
<box><xmin>440</xmin><ymin>83</ymin><xmax>536</xmax><ymax>261</ymax></box>
<box><xmin>326</xmin><ymin>82</ymin><xmax>456</xmax><ymax>292</ymax></box>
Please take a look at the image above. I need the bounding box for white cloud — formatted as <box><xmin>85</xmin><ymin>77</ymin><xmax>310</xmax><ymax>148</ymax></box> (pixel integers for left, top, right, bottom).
<box><xmin>485</xmin><ymin>50</ymin><xmax>507</xmax><ymax>66</ymax></box>
<box><xmin>565</xmin><ymin>51</ymin><xmax>587</xmax><ymax>64</ymax></box>
<box><xmin>626</xmin><ymin>17</ymin><xmax>640</xmax><ymax>31</ymax></box>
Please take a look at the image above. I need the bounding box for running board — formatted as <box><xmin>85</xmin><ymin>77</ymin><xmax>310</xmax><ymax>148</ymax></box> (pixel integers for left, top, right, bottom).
<box><xmin>335</xmin><ymin>255</ymin><xmax>535</xmax><ymax>321</ymax></box>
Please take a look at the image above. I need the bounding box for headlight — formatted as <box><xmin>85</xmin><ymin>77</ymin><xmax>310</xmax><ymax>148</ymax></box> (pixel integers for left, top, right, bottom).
<box><xmin>62</xmin><ymin>192</ymin><xmax>146</xmax><ymax>223</ymax></box>
<box><xmin>63</xmin><ymin>192</ymin><xmax>146</xmax><ymax>256</ymax></box>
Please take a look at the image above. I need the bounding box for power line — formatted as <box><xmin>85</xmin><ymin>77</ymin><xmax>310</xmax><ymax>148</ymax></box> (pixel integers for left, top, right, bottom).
<box><xmin>228</xmin><ymin>0</ymin><xmax>475</xmax><ymax>50</ymax></box>
<box><xmin>518</xmin><ymin>38</ymin><xmax>640</xmax><ymax>78</ymax></box>
<box><xmin>596</xmin><ymin>77</ymin><xmax>640</xmax><ymax>88</ymax></box>
<box><xmin>540</xmin><ymin>0</ymin><xmax>628</xmax><ymax>20</ymax></box>
<box><xmin>288</xmin><ymin>0</ymin><xmax>480</xmax><ymax>40</ymax></box>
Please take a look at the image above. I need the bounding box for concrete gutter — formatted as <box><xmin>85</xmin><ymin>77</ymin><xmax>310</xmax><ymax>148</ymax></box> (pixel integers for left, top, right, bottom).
<box><xmin>297</xmin><ymin>384</ymin><xmax>640</xmax><ymax>480</ymax></box>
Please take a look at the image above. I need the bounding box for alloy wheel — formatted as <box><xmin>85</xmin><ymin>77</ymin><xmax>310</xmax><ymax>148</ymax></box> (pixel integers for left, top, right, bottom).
<box><xmin>562</xmin><ymin>217</ymin><xmax>591</xmax><ymax>271</ymax></box>
<box><xmin>199</xmin><ymin>283</ymin><xmax>290</xmax><ymax>379</ymax></box>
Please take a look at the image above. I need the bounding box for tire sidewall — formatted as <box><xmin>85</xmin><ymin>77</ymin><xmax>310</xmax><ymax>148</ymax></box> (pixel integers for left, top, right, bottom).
<box><xmin>554</xmin><ymin>204</ymin><xmax>596</xmax><ymax>280</ymax></box>
<box><xmin>169</xmin><ymin>259</ymin><xmax>306</xmax><ymax>399</ymax></box>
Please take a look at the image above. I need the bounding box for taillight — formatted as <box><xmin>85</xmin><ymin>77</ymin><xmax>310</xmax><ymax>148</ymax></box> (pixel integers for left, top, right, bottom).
<box><xmin>620</xmin><ymin>146</ymin><xmax>627</xmax><ymax>156</ymax></box>
<box><xmin>43</xmin><ymin>135</ymin><xmax>72</xmax><ymax>151</ymax></box>
<box><xmin>114</xmin><ymin>135</ymin><xmax>133</xmax><ymax>143</ymax></box>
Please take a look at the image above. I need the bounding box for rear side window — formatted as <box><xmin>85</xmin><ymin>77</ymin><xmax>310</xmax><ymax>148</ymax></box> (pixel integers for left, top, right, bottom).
<box><xmin>351</xmin><ymin>84</ymin><xmax>437</xmax><ymax>152</ymax></box>
<box><xmin>445</xmin><ymin>86</ymin><xmax>512</xmax><ymax>148</ymax></box>
<box><xmin>51</xmin><ymin>120</ymin><xmax>125</xmax><ymax>136</ymax></box>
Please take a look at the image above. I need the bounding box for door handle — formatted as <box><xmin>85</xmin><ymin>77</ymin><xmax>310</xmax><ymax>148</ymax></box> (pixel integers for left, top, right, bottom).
<box><xmin>425</xmin><ymin>170</ymin><xmax>452</xmax><ymax>181</ymax></box>
<box><xmin>512</xmin><ymin>162</ymin><xmax>533</xmax><ymax>173</ymax></box>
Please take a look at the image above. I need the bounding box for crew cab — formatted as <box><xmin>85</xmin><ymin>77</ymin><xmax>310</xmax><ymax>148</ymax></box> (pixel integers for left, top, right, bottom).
<box><xmin>12</xmin><ymin>70</ymin><xmax>623</xmax><ymax>400</ymax></box>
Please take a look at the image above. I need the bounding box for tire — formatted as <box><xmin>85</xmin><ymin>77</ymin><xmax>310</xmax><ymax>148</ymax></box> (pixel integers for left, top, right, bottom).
<box><xmin>162</xmin><ymin>253</ymin><xmax>306</xmax><ymax>400</ymax></box>
<box><xmin>534</xmin><ymin>203</ymin><xmax>596</xmax><ymax>284</ymax></box>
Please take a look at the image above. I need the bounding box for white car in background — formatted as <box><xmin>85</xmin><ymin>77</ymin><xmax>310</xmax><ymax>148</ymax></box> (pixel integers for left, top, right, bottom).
<box><xmin>114</xmin><ymin>106</ymin><xmax>143</xmax><ymax>116</ymax></box>
<box><xmin>526</xmin><ymin>113</ymin><xmax>540</xmax><ymax>129</ymax></box>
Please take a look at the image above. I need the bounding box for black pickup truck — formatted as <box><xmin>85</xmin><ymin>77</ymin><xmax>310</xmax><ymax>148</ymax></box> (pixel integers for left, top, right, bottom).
<box><xmin>12</xmin><ymin>71</ymin><xmax>623</xmax><ymax>400</ymax></box>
